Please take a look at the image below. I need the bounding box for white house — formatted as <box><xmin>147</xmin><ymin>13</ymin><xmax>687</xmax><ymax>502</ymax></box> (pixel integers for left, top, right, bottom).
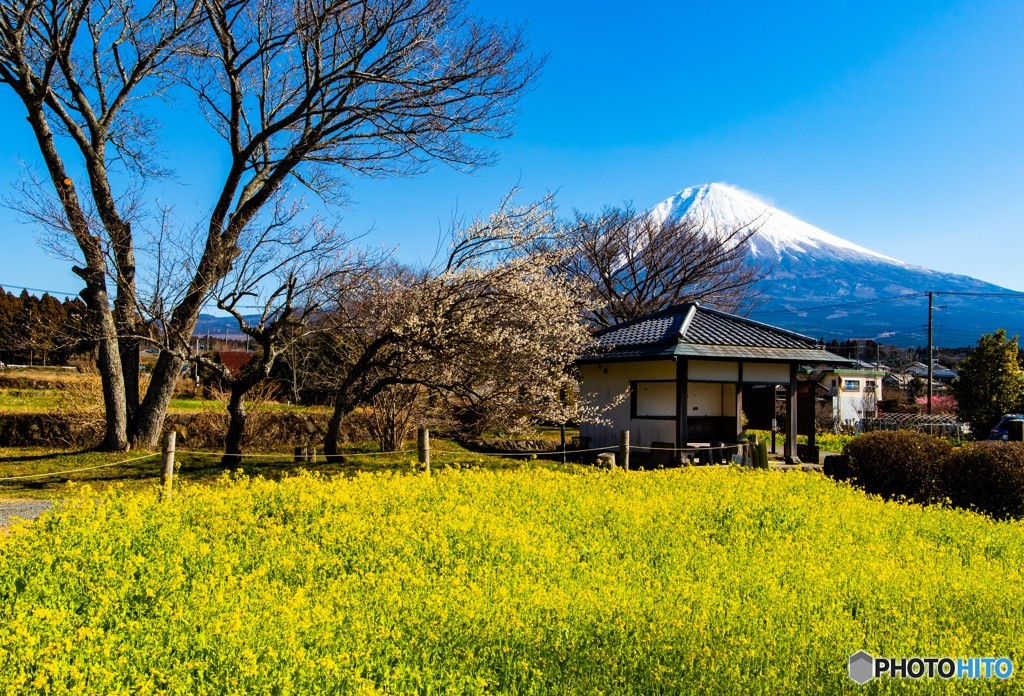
<box><xmin>577</xmin><ymin>303</ymin><xmax>849</xmax><ymax>463</ymax></box>
<box><xmin>817</xmin><ymin>360</ymin><xmax>885</xmax><ymax>425</ymax></box>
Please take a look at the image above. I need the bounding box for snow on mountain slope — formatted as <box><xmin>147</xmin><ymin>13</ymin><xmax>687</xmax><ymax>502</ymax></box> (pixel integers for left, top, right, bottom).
<box><xmin>650</xmin><ymin>182</ymin><xmax>903</xmax><ymax>264</ymax></box>
<box><xmin>648</xmin><ymin>183</ymin><xmax>1024</xmax><ymax>345</ymax></box>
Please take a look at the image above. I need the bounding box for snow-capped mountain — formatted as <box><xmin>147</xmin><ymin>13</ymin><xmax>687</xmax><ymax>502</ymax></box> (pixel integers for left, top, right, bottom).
<box><xmin>650</xmin><ymin>183</ymin><xmax>1024</xmax><ymax>346</ymax></box>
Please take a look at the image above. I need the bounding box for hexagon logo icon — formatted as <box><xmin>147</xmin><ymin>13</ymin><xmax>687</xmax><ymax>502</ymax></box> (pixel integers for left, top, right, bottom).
<box><xmin>848</xmin><ymin>651</ymin><xmax>875</xmax><ymax>685</ymax></box>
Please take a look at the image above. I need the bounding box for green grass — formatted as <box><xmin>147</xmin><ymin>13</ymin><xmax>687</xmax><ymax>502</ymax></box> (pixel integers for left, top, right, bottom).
<box><xmin>0</xmin><ymin>468</ymin><xmax>1021</xmax><ymax>693</ymax></box>
<box><xmin>166</xmin><ymin>398</ymin><xmax>331</xmax><ymax>413</ymax></box>
<box><xmin>0</xmin><ymin>388</ymin><xmax>60</xmax><ymax>412</ymax></box>
<box><xmin>746</xmin><ymin>429</ymin><xmax>856</xmax><ymax>453</ymax></box>
<box><xmin>0</xmin><ymin>440</ymin><xmax>552</xmax><ymax>501</ymax></box>
<box><xmin>0</xmin><ymin>388</ymin><xmax>331</xmax><ymax>414</ymax></box>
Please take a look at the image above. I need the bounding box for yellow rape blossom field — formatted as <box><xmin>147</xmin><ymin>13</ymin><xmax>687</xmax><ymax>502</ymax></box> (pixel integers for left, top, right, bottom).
<box><xmin>1</xmin><ymin>466</ymin><xmax>1022</xmax><ymax>694</ymax></box>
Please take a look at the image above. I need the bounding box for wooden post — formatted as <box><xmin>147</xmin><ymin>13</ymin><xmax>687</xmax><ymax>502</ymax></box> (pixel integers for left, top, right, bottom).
<box><xmin>294</xmin><ymin>446</ymin><xmax>306</xmax><ymax>463</ymax></box>
<box><xmin>619</xmin><ymin>429</ymin><xmax>630</xmax><ymax>471</ymax></box>
<box><xmin>161</xmin><ymin>430</ymin><xmax>176</xmax><ymax>499</ymax></box>
<box><xmin>306</xmin><ymin>447</ymin><xmax>316</xmax><ymax>463</ymax></box>
<box><xmin>675</xmin><ymin>358</ymin><xmax>689</xmax><ymax>448</ymax></box>
<box><xmin>786</xmin><ymin>364</ymin><xmax>799</xmax><ymax>464</ymax></box>
<box><xmin>417</xmin><ymin>427</ymin><xmax>430</xmax><ymax>472</ymax></box>
<box><xmin>559</xmin><ymin>387</ymin><xmax>567</xmax><ymax>465</ymax></box>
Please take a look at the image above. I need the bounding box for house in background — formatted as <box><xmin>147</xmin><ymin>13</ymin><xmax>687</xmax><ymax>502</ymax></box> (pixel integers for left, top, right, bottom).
<box><xmin>215</xmin><ymin>350</ymin><xmax>254</xmax><ymax>376</ymax></box>
<box><xmin>905</xmin><ymin>361</ymin><xmax>958</xmax><ymax>386</ymax></box>
<box><xmin>577</xmin><ymin>303</ymin><xmax>849</xmax><ymax>463</ymax></box>
<box><xmin>816</xmin><ymin>359</ymin><xmax>885</xmax><ymax>425</ymax></box>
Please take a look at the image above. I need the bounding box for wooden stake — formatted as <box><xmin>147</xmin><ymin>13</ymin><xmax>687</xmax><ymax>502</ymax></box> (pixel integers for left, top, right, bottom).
<box><xmin>619</xmin><ymin>429</ymin><xmax>630</xmax><ymax>471</ymax></box>
<box><xmin>417</xmin><ymin>427</ymin><xmax>430</xmax><ymax>472</ymax></box>
<box><xmin>161</xmin><ymin>430</ymin><xmax>176</xmax><ymax>499</ymax></box>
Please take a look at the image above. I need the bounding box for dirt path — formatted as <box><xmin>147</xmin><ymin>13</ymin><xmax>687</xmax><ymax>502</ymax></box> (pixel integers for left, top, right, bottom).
<box><xmin>0</xmin><ymin>500</ymin><xmax>54</xmax><ymax>528</ymax></box>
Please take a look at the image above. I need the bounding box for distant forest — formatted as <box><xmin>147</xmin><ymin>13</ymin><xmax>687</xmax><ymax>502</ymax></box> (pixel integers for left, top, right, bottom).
<box><xmin>0</xmin><ymin>288</ymin><xmax>92</xmax><ymax>366</ymax></box>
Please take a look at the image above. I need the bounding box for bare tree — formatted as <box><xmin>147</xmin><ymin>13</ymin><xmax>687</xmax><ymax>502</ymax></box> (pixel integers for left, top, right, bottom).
<box><xmin>367</xmin><ymin>382</ymin><xmax>425</xmax><ymax>452</ymax></box>
<box><xmin>0</xmin><ymin>0</ymin><xmax>538</xmax><ymax>449</ymax></box>
<box><xmin>191</xmin><ymin>207</ymin><xmax>360</xmax><ymax>465</ymax></box>
<box><xmin>551</xmin><ymin>204</ymin><xmax>768</xmax><ymax>328</ymax></box>
<box><xmin>0</xmin><ymin>0</ymin><xmax>199</xmax><ymax>448</ymax></box>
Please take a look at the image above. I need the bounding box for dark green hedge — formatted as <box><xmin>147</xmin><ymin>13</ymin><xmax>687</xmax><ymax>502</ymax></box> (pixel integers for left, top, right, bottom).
<box><xmin>828</xmin><ymin>432</ymin><xmax>1024</xmax><ymax>519</ymax></box>
<box><xmin>942</xmin><ymin>442</ymin><xmax>1024</xmax><ymax>519</ymax></box>
<box><xmin>843</xmin><ymin>431</ymin><xmax>951</xmax><ymax>504</ymax></box>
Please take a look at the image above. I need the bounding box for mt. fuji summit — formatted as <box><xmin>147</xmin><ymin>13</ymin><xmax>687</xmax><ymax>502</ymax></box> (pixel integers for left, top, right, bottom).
<box><xmin>649</xmin><ymin>183</ymin><xmax>1024</xmax><ymax>346</ymax></box>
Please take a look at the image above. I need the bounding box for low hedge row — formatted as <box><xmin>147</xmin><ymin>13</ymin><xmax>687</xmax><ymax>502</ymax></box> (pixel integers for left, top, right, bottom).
<box><xmin>826</xmin><ymin>430</ymin><xmax>1024</xmax><ymax>519</ymax></box>
<box><xmin>0</xmin><ymin>411</ymin><xmax>370</xmax><ymax>452</ymax></box>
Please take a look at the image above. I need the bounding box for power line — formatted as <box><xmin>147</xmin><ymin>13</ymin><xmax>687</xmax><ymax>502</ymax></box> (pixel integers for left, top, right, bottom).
<box><xmin>930</xmin><ymin>291</ymin><xmax>1024</xmax><ymax>298</ymax></box>
<box><xmin>0</xmin><ymin>282</ymin><xmax>80</xmax><ymax>297</ymax></box>
<box><xmin>753</xmin><ymin>292</ymin><xmax>924</xmax><ymax>317</ymax></box>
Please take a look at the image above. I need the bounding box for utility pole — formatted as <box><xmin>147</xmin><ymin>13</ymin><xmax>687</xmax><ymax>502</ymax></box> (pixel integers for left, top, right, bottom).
<box><xmin>927</xmin><ymin>291</ymin><xmax>934</xmax><ymax>415</ymax></box>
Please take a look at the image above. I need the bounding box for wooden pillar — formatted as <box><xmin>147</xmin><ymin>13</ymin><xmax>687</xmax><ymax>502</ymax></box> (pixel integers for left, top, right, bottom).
<box><xmin>675</xmin><ymin>358</ymin><xmax>688</xmax><ymax>448</ymax></box>
<box><xmin>734</xmin><ymin>384</ymin><xmax>744</xmax><ymax>441</ymax></box>
<box><xmin>786</xmin><ymin>363</ymin><xmax>799</xmax><ymax>464</ymax></box>
<box><xmin>619</xmin><ymin>429</ymin><xmax>630</xmax><ymax>471</ymax></box>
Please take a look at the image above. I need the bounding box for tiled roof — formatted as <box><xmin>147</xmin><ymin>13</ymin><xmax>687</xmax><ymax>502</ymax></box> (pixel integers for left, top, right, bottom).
<box><xmin>217</xmin><ymin>351</ymin><xmax>254</xmax><ymax>376</ymax></box>
<box><xmin>585</xmin><ymin>303</ymin><xmax>850</xmax><ymax>364</ymax></box>
<box><xmin>592</xmin><ymin>311</ymin><xmax>685</xmax><ymax>346</ymax></box>
<box><xmin>684</xmin><ymin>308</ymin><xmax>810</xmax><ymax>349</ymax></box>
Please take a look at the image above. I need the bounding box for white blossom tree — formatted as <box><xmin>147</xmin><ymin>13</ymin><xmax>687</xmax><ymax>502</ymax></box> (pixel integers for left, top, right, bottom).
<box><xmin>316</xmin><ymin>194</ymin><xmax>595</xmax><ymax>460</ymax></box>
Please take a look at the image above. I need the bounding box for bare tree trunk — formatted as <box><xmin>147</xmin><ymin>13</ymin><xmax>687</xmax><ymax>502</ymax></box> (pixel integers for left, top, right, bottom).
<box><xmin>133</xmin><ymin>351</ymin><xmax>183</xmax><ymax>449</ymax></box>
<box><xmin>325</xmin><ymin>390</ymin><xmax>358</xmax><ymax>462</ymax></box>
<box><xmin>290</xmin><ymin>352</ymin><xmax>301</xmax><ymax>405</ymax></box>
<box><xmin>94</xmin><ymin>310</ymin><xmax>129</xmax><ymax>451</ymax></box>
<box><xmin>120</xmin><ymin>337</ymin><xmax>140</xmax><ymax>432</ymax></box>
<box><xmin>223</xmin><ymin>385</ymin><xmax>246</xmax><ymax>467</ymax></box>
<box><xmin>20</xmin><ymin>106</ymin><xmax>129</xmax><ymax>450</ymax></box>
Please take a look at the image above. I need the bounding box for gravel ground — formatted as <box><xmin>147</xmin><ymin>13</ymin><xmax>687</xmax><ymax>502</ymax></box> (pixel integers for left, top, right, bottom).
<box><xmin>0</xmin><ymin>500</ymin><xmax>54</xmax><ymax>527</ymax></box>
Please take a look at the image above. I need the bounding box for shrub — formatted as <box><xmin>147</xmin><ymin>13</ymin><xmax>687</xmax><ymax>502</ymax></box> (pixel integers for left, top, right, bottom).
<box><xmin>0</xmin><ymin>411</ymin><xmax>371</xmax><ymax>452</ymax></box>
<box><xmin>822</xmin><ymin>453</ymin><xmax>850</xmax><ymax>480</ymax></box>
<box><xmin>940</xmin><ymin>442</ymin><xmax>1024</xmax><ymax>519</ymax></box>
<box><xmin>0</xmin><ymin>413</ymin><xmax>102</xmax><ymax>448</ymax></box>
<box><xmin>843</xmin><ymin>430</ymin><xmax>952</xmax><ymax>503</ymax></box>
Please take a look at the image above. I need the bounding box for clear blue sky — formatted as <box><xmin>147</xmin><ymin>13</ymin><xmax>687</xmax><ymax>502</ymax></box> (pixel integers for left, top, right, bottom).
<box><xmin>1</xmin><ymin>0</ymin><xmax>1023</xmax><ymax>297</ymax></box>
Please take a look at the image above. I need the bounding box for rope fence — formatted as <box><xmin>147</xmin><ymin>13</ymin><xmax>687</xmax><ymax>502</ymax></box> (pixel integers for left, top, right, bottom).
<box><xmin>0</xmin><ymin>452</ymin><xmax>160</xmax><ymax>482</ymax></box>
<box><xmin>174</xmin><ymin>448</ymin><xmax>419</xmax><ymax>459</ymax></box>
<box><xmin>0</xmin><ymin>427</ymin><xmax>772</xmax><ymax>492</ymax></box>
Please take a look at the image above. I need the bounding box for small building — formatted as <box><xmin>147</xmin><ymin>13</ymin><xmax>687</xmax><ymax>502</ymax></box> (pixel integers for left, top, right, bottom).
<box><xmin>577</xmin><ymin>303</ymin><xmax>849</xmax><ymax>462</ymax></box>
<box><xmin>817</xmin><ymin>359</ymin><xmax>885</xmax><ymax>425</ymax></box>
<box><xmin>883</xmin><ymin>372</ymin><xmax>916</xmax><ymax>394</ymax></box>
<box><xmin>215</xmin><ymin>350</ymin><xmax>254</xmax><ymax>376</ymax></box>
<box><xmin>905</xmin><ymin>361</ymin><xmax>957</xmax><ymax>386</ymax></box>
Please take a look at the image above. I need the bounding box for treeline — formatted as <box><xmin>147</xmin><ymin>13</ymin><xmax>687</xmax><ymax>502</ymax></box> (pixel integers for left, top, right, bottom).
<box><xmin>0</xmin><ymin>288</ymin><xmax>92</xmax><ymax>366</ymax></box>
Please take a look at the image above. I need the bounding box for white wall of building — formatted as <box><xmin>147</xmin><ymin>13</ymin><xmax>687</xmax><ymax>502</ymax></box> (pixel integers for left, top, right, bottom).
<box><xmin>579</xmin><ymin>361</ymin><xmax>675</xmax><ymax>448</ymax></box>
<box><xmin>820</xmin><ymin>370</ymin><xmax>883</xmax><ymax>425</ymax></box>
<box><xmin>579</xmin><ymin>360</ymin><xmax>768</xmax><ymax>448</ymax></box>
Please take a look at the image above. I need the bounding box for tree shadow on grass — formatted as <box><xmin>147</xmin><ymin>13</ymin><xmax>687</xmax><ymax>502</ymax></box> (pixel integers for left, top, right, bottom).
<box><xmin>0</xmin><ymin>448</ymin><xmax>97</xmax><ymax>463</ymax></box>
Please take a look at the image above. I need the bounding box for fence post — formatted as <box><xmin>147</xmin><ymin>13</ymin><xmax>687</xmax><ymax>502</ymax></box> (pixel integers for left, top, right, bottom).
<box><xmin>418</xmin><ymin>427</ymin><xmax>430</xmax><ymax>472</ymax></box>
<box><xmin>294</xmin><ymin>446</ymin><xmax>306</xmax><ymax>463</ymax></box>
<box><xmin>161</xmin><ymin>430</ymin><xmax>176</xmax><ymax>499</ymax></box>
<box><xmin>619</xmin><ymin>429</ymin><xmax>630</xmax><ymax>471</ymax></box>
